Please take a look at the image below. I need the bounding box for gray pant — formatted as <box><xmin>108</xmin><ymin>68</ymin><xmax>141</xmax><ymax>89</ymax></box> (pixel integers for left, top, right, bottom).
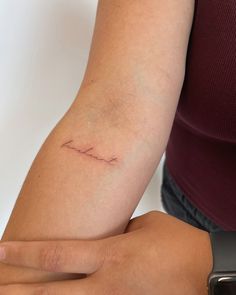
<box><xmin>161</xmin><ymin>159</ymin><xmax>223</xmax><ymax>233</ymax></box>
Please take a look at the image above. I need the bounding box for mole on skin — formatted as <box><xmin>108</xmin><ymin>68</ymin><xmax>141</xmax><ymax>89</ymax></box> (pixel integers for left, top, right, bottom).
<box><xmin>61</xmin><ymin>140</ymin><xmax>118</xmax><ymax>165</ymax></box>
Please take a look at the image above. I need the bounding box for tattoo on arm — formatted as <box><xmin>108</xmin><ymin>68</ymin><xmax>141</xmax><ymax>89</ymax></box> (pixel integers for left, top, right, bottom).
<box><xmin>61</xmin><ymin>140</ymin><xmax>118</xmax><ymax>165</ymax></box>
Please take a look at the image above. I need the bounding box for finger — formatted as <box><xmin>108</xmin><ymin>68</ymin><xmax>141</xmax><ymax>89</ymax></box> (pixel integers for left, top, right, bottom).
<box><xmin>0</xmin><ymin>277</ymin><xmax>98</xmax><ymax>295</ymax></box>
<box><xmin>0</xmin><ymin>239</ymin><xmax>108</xmax><ymax>274</ymax></box>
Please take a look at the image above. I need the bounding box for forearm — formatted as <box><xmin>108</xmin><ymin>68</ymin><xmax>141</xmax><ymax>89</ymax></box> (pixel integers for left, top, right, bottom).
<box><xmin>0</xmin><ymin>0</ymin><xmax>193</xmax><ymax>284</ymax></box>
<box><xmin>0</xmin><ymin>85</ymin><xmax>172</xmax><ymax>284</ymax></box>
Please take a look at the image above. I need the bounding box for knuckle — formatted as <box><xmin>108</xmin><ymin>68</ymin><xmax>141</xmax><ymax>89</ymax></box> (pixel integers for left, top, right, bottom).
<box><xmin>39</xmin><ymin>244</ymin><xmax>64</xmax><ymax>272</ymax></box>
<box><xmin>144</xmin><ymin>210</ymin><xmax>161</xmax><ymax>224</ymax></box>
<box><xmin>146</xmin><ymin>210</ymin><xmax>159</xmax><ymax>218</ymax></box>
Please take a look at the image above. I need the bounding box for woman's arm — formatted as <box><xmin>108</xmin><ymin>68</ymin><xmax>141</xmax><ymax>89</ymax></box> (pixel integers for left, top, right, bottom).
<box><xmin>0</xmin><ymin>0</ymin><xmax>195</xmax><ymax>284</ymax></box>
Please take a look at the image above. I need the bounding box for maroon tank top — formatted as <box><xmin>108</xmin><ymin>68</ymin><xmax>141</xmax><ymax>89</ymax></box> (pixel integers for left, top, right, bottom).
<box><xmin>165</xmin><ymin>0</ymin><xmax>236</xmax><ymax>230</ymax></box>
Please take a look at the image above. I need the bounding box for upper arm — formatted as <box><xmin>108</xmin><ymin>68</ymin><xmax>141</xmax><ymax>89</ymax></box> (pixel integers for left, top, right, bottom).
<box><xmin>72</xmin><ymin>0</ymin><xmax>195</xmax><ymax>144</ymax></box>
<box><xmin>79</xmin><ymin>0</ymin><xmax>194</xmax><ymax>95</ymax></box>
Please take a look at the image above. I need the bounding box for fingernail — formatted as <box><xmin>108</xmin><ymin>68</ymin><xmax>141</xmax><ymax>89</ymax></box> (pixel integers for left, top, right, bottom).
<box><xmin>0</xmin><ymin>246</ymin><xmax>6</xmax><ymax>260</ymax></box>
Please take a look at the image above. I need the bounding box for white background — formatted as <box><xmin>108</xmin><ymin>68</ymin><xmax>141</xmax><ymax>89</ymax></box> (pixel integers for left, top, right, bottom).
<box><xmin>0</xmin><ymin>0</ymin><xmax>165</xmax><ymax>238</ymax></box>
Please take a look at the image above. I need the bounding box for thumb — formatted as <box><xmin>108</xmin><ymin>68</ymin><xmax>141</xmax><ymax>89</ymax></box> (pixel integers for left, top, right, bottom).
<box><xmin>0</xmin><ymin>239</ymin><xmax>109</xmax><ymax>274</ymax></box>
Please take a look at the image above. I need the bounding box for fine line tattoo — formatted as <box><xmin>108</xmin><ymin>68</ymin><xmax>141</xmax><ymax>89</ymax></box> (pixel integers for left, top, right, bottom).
<box><xmin>61</xmin><ymin>140</ymin><xmax>118</xmax><ymax>165</ymax></box>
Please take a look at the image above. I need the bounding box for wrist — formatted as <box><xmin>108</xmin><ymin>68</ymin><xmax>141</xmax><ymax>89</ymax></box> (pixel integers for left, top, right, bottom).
<box><xmin>200</xmin><ymin>231</ymin><xmax>214</xmax><ymax>278</ymax></box>
<box><xmin>207</xmin><ymin>231</ymin><xmax>236</xmax><ymax>294</ymax></box>
<box><xmin>188</xmin><ymin>230</ymin><xmax>213</xmax><ymax>294</ymax></box>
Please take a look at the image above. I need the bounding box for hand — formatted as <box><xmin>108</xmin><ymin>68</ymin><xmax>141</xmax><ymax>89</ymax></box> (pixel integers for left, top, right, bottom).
<box><xmin>0</xmin><ymin>210</ymin><xmax>213</xmax><ymax>294</ymax></box>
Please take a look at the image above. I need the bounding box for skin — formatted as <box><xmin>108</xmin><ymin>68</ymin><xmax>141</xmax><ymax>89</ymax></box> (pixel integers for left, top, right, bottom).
<box><xmin>0</xmin><ymin>211</ymin><xmax>213</xmax><ymax>294</ymax></box>
<box><xmin>0</xmin><ymin>0</ymin><xmax>197</xmax><ymax>289</ymax></box>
